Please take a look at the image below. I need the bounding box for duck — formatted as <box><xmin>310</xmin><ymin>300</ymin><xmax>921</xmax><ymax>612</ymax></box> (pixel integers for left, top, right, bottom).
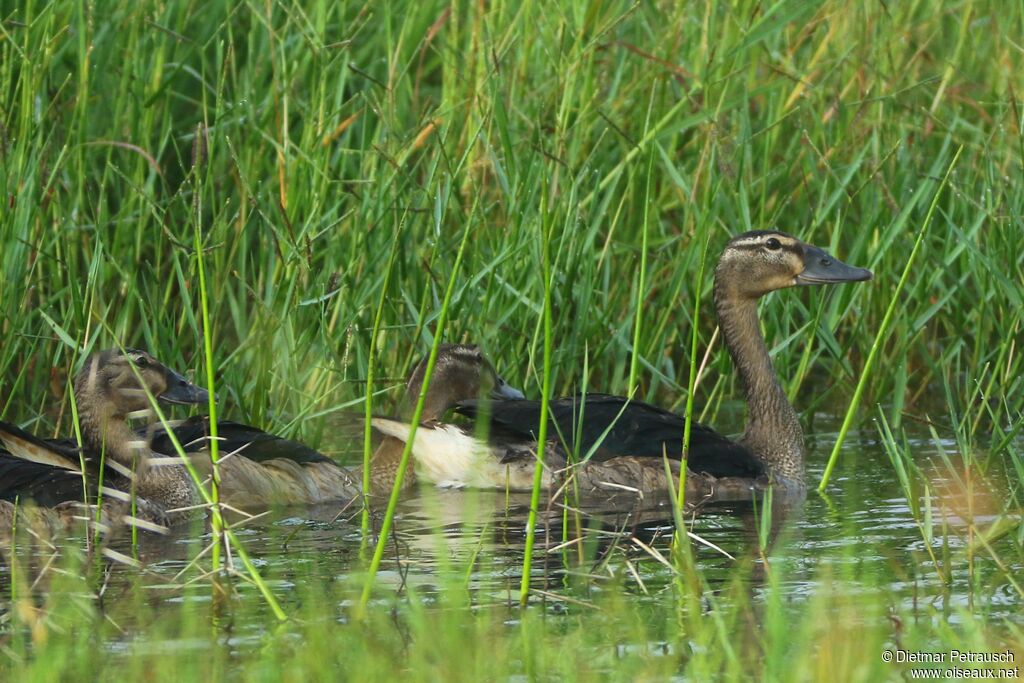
<box><xmin>369</xmin><ymin>231</ymin><xmax>872</xmax><ymax>501</ymax></box>
<box><xmin>156</xmin><ymin>344</ymin><xmax>522</xmax><ymax>507</ymax></box>
<box><xmin>168</xmin><ymin>417</ymin><xmax>362</xmax><ymax>509</ymax></box>
<box><xmin>0</xmin><ymin>348</ymin><xmax>210</xmax><ymax>532</ymax></box>
<box><xmin>364</xmin><ymin>343</ymin><xmax>526</xmax><ymax>494</ymax></box>
<box><xmin>0</xmin><ymin>345</ymin><xmax>525</xmax><ymax>524</ymax></box>
<box><xmin>0</xmin><ymin>348</ymin><xmax>367</xmax><ymax>518</ymax></box>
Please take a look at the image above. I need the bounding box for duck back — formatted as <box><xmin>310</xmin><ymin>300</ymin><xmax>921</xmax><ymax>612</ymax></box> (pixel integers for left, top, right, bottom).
<box><xmin>455</xmin><ymin>394</ymin><xmax>765</xmax><ymax>479</ymax></box>
<box><xmin>148</xmin><ymin>416</ymin><xmax>334</xmax><ymax>465</ymax></box>
<box><xmin>0</xmin><ymin>453</ymin><xmax>88</xmax><ymax>507</ymax></box>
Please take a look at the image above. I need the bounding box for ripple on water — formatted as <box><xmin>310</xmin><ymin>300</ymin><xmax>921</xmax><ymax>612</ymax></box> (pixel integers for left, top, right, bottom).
<box><xmin>3</xmin><ymin>424</ymin><xmax>1020</xmax><ymax>649</ymax></box>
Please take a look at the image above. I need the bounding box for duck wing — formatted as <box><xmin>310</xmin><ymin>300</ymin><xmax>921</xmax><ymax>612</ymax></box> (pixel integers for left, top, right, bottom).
<box><xmin>0</xmin><ymin>420</ymin><xmax>145</xmax><ymax>495</ymax></box>
<box><xmin>0</xmin><ymin>419</ymin><xmax>88</xmax><ymax>472</ymax></box>
<box><xmin>0</xmin><ymin>451</ymin><xmax>89</xmax><ymax>506</ymax></box>
<box><xmin>454</xmin><ymin>394</ymin><xmax>765</xmax><ymax>479</ymax></box>
<box><xmin>146</xmin><ymin>416</ymin><xmax>334</xmax><ymax>466</ymax></box>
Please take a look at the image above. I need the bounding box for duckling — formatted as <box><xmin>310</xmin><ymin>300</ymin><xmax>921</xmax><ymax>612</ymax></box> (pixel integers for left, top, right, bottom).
<box><xmin>370</xmin><ymin>231</ymin><xmax>872</xmax><ymax>500</ymax></box>
<box><xmin>1</xmin><ymin>345</ymin><xmax>525</xmax><ymax>525</ymax></box>
<box><xmin>148</xmin><ymin>344</ymin><xmax>523</xmax><ymax>507</ymax></box>
<box><xmin>0</xmin><ymin>348</ymin><xmax>209</xmax><ymax>531</ymax></box>
<box><xmin>366</xmin><ymin>343</ymin><xmax>526</xmax><ymax>493</ymax></box>
<box><xmin>159</xmin><ymin>417</ymin><xmax>362</xmax><ymax>509</ymax></box>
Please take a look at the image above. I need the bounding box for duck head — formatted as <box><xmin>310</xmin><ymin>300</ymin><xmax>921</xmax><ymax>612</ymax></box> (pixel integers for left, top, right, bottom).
<box><xmin>404</xmin><ymin>344</ymin><xmax>524</xmax><ymax>420</ymax></box>
<box><xmin>74</xmin><ymin>348</ymin><xmax>210</xmax><ymax>416</ymax></box>
<box><xmin>714</xmin><ymin>230</ymin><xmax>872</xmax><ymax>300</ymax></box>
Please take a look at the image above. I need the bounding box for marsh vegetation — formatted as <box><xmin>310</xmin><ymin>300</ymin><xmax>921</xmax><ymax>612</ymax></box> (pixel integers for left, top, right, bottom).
<box><xmin>0</xmin><ymin>0</ymin><xmax>1021</xmax><ymax>680</ymax></box>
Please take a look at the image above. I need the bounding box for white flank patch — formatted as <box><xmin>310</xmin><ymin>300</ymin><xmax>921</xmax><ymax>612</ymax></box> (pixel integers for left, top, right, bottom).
<box><xmin>371</xmin><ymin>418</ymin><xmax>540</xmax><ymax>490</ymax></box>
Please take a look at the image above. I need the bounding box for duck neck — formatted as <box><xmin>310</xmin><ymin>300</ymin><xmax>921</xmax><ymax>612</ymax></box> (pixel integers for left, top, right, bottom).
<box><xmin>713</xmin><ymin>287</ymin><xmax>804</xmax><ymax>485</ymax></box>
<box><xmin>372</xmin><ymin>368</ymin><xmax>465</xmax><ymax>495</ymax></box>
<box><xmin>369</xmin><ymin>376</ymin><xmax>454</xmax><ymax>495</ymax></box>
<box><xmin>75</xmin><ymin>392</ymin><xmax>148</xmax><ymax>469</ymax></box>
<box><xmin>401</xmin><ymin>376</ymin><xmax>454</xmax><ymax>423</ymax></box>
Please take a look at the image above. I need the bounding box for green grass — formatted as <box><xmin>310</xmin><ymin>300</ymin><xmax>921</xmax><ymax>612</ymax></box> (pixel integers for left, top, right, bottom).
<box><xmin>0</xmin><ymin>506</ymin><xmax>1018</xmax><ymax>683</ymax></box>
<box><xmin>1</xmin><ymin>0</ymin><xmax>1023</xmax><ymax>680</ymax></box>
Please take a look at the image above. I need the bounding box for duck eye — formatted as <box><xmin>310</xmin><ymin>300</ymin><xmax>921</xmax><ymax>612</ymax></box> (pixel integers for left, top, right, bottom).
<box><xmin>765</xmin><ymin>238</ymin><xmax>782</xmax><ymax>251</ymax></box>
<box><xmin>133</xmin><ymin>356</ymin><xmax>149</xmax><ymax>368</ymax></box>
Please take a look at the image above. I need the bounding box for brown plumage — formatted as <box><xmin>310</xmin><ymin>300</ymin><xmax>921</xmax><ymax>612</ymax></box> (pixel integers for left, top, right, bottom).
<box><xmin>168</xmin><ymin>347</ymin><xmax>521</xmax><ymax>507</ymax></box>
<box><xmin>184</xmin><ymin>444</ymin><xmax>362</xmax><ymax>508</ymax></box>
<box><xmin>139</xmin><ymin>416</ymin><xmax>360</xmax><ymax>509</ymax></box>
<box><xmin>371</xmin><ymin>231</ymin><xmax>872</xmax><ymax>502</ymax></box>
<box><xmin>367</xmin><ymin>344</ymin><xmax>526</xmax><ymax>495</ymax></box>
<box><xmin>0</xmin><ymin>348</ymin><xmax>209</xmax><ymax>534</ymax></box>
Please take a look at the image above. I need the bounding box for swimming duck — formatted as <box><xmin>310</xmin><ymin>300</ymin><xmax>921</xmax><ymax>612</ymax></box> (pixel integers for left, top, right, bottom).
<box><xmin>370</xmin><ymin>231</ymin><xmax>872</xmax><ymax>500</ymax></box>
<box><xmin>0</xmin><ymin>349</ymin><xmax>372</xmax><ymax>522</ymax></box>
<box><xmin>1</xmin><ymin>345</ymin><xmax>527</xmax><ymax>524</ymax></box>
<box><xmin>0</xmin><ymin>348</ymin><xmax>209</xmax><ymax>531</ymax></box>
<box><xmin>0</xmin><ymin>349</ymin><xmax>368</xmax><ymax>515</ymax></box>
<box><xmin>165</xmin><ymin>417</ymin><xmax>362</xmax><ymax>508</ymax></box>
<box><xmin>366</xmin><ymin>343</ymin><xmax>526</xmax><ymax>494</ymax></box>
<box><xmin>155</xmin><ymin>345</ymin><xmax>522</xmax><ymax>507</ymax></box>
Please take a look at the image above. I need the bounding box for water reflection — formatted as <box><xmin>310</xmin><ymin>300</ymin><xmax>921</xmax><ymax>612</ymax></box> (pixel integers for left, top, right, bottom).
<box><xmin>1</xmin><ymin>424</ymin><xmax>1021</xmax><ymax>639</ymax></box>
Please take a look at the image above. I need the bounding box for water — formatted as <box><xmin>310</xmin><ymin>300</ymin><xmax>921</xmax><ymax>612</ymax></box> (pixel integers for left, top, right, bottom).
<box><xmin>3</xmin><ymin>419</ymin><xmax>1021</xmax><ymax>660</ymax></box>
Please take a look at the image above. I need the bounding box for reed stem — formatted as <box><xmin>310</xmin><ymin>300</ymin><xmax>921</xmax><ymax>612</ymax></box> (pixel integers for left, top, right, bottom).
<box><xmin>819</xmin><ymin>145</ymin><xmax>963</xmax><ymax>490</ymax></box>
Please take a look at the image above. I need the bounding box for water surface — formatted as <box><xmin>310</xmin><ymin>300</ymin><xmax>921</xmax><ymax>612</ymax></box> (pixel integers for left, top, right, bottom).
<box><xmin>3</xmin><ymin>419</ymin><xmax>1020</xmax><ymax>659</ymax></box>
